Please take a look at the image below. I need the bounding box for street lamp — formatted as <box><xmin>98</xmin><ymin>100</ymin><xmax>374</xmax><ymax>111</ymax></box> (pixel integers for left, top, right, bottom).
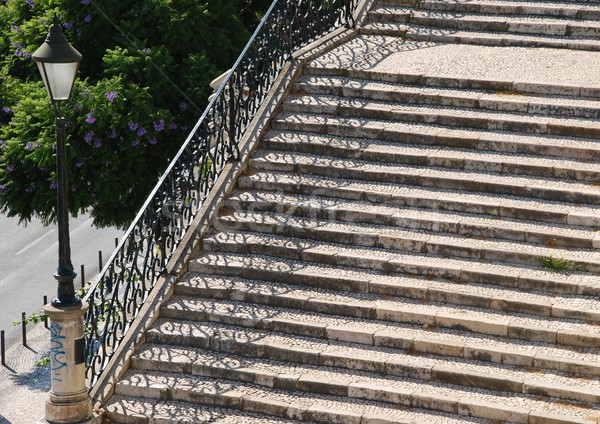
<box><xmin>33</xmin><ymin>15</ymin><xmax>93</xmax><ymax>424</ymax></box>
<box><xmin>33</xmin><ymin>14</ymin><xmax>82</xmax><ymax>308</ymax></box>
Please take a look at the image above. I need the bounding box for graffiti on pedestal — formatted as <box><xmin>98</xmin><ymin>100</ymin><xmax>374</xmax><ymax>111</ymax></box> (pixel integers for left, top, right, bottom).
<box><xmin>49</xmin><ymin>320</ymin><xmax>67</xmax><ymax>382</ymax></box>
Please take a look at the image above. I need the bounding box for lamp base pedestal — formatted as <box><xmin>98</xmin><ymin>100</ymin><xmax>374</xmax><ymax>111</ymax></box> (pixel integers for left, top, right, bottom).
<box><xmin>45</xmin><ymin>392</ymin><xmax>93</xmax><ymax>424</ymax></box>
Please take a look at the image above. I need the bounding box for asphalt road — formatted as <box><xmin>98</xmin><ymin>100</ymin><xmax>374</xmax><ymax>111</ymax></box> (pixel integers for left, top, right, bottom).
<box><xmin>0</xmin><ymin>213</ymin><xmax>122</xmax><ymax>350</ymax></box>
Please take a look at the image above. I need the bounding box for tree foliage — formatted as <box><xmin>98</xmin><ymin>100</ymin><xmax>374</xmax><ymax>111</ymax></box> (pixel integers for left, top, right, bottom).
<box><xmin>0</xmin><ymin>0</ymin><xmax>268</xmax><ymax>228</ymax></box>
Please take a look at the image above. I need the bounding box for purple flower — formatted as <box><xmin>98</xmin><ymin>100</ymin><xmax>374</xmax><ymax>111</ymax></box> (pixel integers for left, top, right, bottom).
<box><xmin>75</xmin><ymin>161</ymin><xmax>84</xmax><ymax>168</ymax></box>
<box><xmin>25</xmin><ymin>142</ymin><xmax>39</xmax><ymax>151</ymax></box>
<box><xmin>82</xmin><ymin>0</ymin><xmax>90</xmax><ymax>4</ymax></box>
<box><xmin>64</xmin><ymin>22</ymin><xmax>73</xmax><ymax>30</ymax></box>
<box><xmin>131</xmin><ymin>138</ymin><xmax>140</xmax><ymax>147</ymax></box>
<box><xmin>85</xmin><ymin>113</ymin><xmax>96</xmax><ymax>124</ymax></box>
<box><xmin>22</xmin><ymin>52</ymin><xmax>31</xmax><ymax>59</ymax></box>
<box><xmin>25</xmin><ymin>187</ymin><xmax>32</xmax><ymax>193</ymax></box>
<box><xmin>136</xmin><ymin>127</ymin><xmax>147</xmax><ymax>136</ymax></box>
<box><xmin>10</xmin><ymin>24</ymin><xmax>21</xmax><ymax>33</ymax></box>
<box><xmin>14</xmin><ymin>50</ymin><xmax>22</xmax><ymax>57</ymax></box>
<box><xmin>107</xmin><ymin>129</ymin><xmax>117</xmax><ymax>139</ymax></box>
<box><xmin>84</xmin><ymin>130</ymin><xmax>94</xmax><ymax>143</ymax></box>
<box><xmin>71</xmin><ymin>184</ymin><xmax>77</xmax><ymax>192</ymax></box>
<box><xmin>149</xmin><ymin>136</ymin><xmax>157</xmax><ymax>145</ymax></box>
<box><xmin>153</xmin><ymin>119</ymin><xmax>165</xmax><ymax>132</ymax></box>
<box><xmin>105</xmin><ymin>91</ymin><xmax>118</xmax><ymax>103</ymax></box>
<box><xmin>169</xmin><ymin>121</ymin><xmax>177</xmax><ymax>129</ymax></box>
<box><xmin>128</xmin><ymin>122</ymin><xmax>138</xmax><ymax>131</ymax></box>
<box><xmin>0</xmin><ymin>185</ymin><xmax>5</xmax><ymax>191</ymax></box>
<box><xmin>84</xmin><ymin>14</ymin><xmax>91</xmax><ymax>22</ymax></box>
<box><xmin>76</xmin><ymin>29</ymin><xmax>82</xmax><ymax>36</ymax></box>
<box><xmin>7</xmin><ymin>164</ymin><xmax>15</xmax><ymax>172</ymax></box>
<box><xmin>49</xmin><ymin>181</ymin><xmax>57</xmax><ymax>190</ymax></box>
<box><xmin>74</xmin><ymin>103</ymin><xmax>83</xmax><ymax>111</ymax></box>
<box><xmin>178</xmin><ymin>102</ymin><xmax>189</xmax><ymax>111</ymax></box>
<box><xmin>93</xmin><ymin>139</ymin><xmax>102</xmax><ymax>148</ymax></box>
<box><xmin>26</xmin><ymin>0</ymin><xmax>34</xmax><ymax>7</ymax></box>
<box><xmin>141</xmin><ymin>48</ymin><xmax>151</xmax><ymax>55</ymax></box>
<box><xmin>2</xmin><ymin>107</ymin><xmax>12</xmax><ymax>114</ymax></box>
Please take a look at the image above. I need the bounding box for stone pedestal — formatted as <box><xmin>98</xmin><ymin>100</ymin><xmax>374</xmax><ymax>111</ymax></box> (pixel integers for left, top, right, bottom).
<box><xmin>44</xmin><ymin>302</ymin><xmax>93</xmax><ymax>424</ymax></box>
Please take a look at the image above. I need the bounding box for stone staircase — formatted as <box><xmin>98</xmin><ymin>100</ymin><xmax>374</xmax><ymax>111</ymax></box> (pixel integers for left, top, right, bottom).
<box><xmin>102</xmin><ymin>0</ymin><xmax>600</xmax><ymax>423</ymax></box>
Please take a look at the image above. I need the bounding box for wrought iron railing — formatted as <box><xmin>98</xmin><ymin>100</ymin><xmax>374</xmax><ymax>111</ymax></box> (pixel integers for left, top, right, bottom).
<box><xmin>83</xmin><ymin>0</ymin><xmax>356</xmax><ymax>388</ymax></box>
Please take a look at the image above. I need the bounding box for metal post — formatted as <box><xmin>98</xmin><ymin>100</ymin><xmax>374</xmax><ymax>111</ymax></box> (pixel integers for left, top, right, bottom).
<box><xmin>115</xmin><ymin>237</ymin><xmax>118</xmax><ymax>248</ymax></box>
<box><xmin>53</xmin><ymin>116</ymin><xmax>79</xmax><ymax>308</ymax></box>
<box><xmin>98</xmin><ymin>250</ymin><xmax>102</xmax><ymax>272</ymax></box>
<box><xmin>80</xmin><ymin>264</ymin><xmax>85</xmax><ymax>289</ymax></box>
<box><xmin>1</xmin><ymin>330</ymin><xmax>5</xmax><ymax>366</ymax></box>
<box><xmin>21</xmin><ymin>312</ymin><xmax>27</xmax><ymax>346</ymax></box>
<box><xmin>44</xmin><ymin>295</ymin><xmax>49</xmax><ymax>329</ymax></box>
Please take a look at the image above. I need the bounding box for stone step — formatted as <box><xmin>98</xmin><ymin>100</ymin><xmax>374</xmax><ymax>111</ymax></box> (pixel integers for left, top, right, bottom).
<box><xmin>249</xmin><ymin>149</ymin><xmax>600</xmax><ymax>205</ymax></box>
<box><xmin>104</xmin><ymin>395</ymin><xmax>310</xmax><ymax>424</ymax></box>
<box><xmin>262</xmin><ymin>129</ymin><xmax>600</xmax><ymax>182</ymax></box>
<box><xmin>192</xmin><ymin>248</ymin><xmax>600</xmax><ymax>304</ymax></box>
<box><xmin>184</xmin><ymin>254</ymin><xmax>600</xmax><ymax>347</ymax></box>
<box><xmin>293</xmin><ymin>74</ymin><xmax>600</xmax><ymax>120</ymax></box>
<box><xmin>238</xmin><ymin>170</ymin><xmax>600</xmax><ymax>227</ymax></box>
<box><xmin>282</xmin><ymin>93</ymin><xmax>600</xmax><ymax>139</ymax></box>
<box><xmin>146</xmin><ymin>316</ymin><xmax>600</xmax><ymax>386</ymax></box>
<box><xmin>272</xmin><ymin>110</ymin><xmax>600</xmax><ymax>162</ymax></box>
<box><xmin>115</xmin><ymin>370</ymin><xmax>508</xmax><ymax>424</ymax></box>
<box><xmin>213</xmin><ymin>211</ymin><xmax>600</xmax><ymax>272</ymax></box>
<box><xmin>178</xmin><ymin>271</ymin><xmax>600</xmax><ymax>334</ymax></box>
<box><xmin>369</xmin><ymin>6</ymin><xmax>600</xmax><ymax>39</ymax></box>
<box><xmin>132</xmin><ymin>342</ymin><xmax>600</xmax><ymax>407</ymax></box>
<box><xmin>226</xmin><ymin>188</ymin><xmax>599</xmax><ymax>249</ymax></box>
<box><xmin>303</xmin><ymin>64</ymin><xmax>600</xmax><ymax>100</ymax></box>
<box><xmin>418</xmin><ymin>0</ymin><xmax>600</xmax><ymax>20</ymax></box>
<box><xmin>361</xmin><ymin>22</ymin><xmax>600</xmax><ymax>51</ymax></box>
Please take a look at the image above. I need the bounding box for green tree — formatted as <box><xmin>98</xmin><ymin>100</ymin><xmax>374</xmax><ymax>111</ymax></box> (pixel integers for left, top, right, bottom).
<box><xmin>0</xmin><ymin>0</ymin><xmax>266</xmax><ymax>228</ymax></box>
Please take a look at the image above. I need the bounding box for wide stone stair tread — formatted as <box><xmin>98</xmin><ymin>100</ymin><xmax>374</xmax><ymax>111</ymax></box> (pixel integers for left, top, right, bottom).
<box><xmin>127</xmin><ymin>343</ymin><xmax>600</xmax><ymax>418</ymax></box>
<box><xmin>115</xmin><ymin>370</ymin><xmax>497</xmax><ymax>424</ymax></box>
<box><xmin>226</xmin><ymin>189</ymin><xmax>599</xmax><ymax>249</ymax></box>
<box><xmin>272</xmin><ymin>112</ymin><xmax>600</xmax><ymax>161</ymax></box>
<box><xmin>418</xmin><ymin>0</ymin><xmax>600</xmax><ymax>16</ymax></box>
<box><xmin>104</xmin><ymin>395</ymin><xmax>307</xmax><ymax>424</ymax></box>
<box><xmin>239</xmin><ymin>170</ymin><xmax>600</xmax><ymax>227</ymax></box>
<box><xmin>283</xmin><ymin>93</ymin><xmax>600</xmax><ymax>137</ymax></box>
<box><xmin>293</xmin><ymin>74</ymin><xmax>600</xmax><ymax>119</ymax></box>
<box><xmin>370</xmin><ymin>5</ymin><xmax>600</xmax><ymax>37</ymax></box>
<box><xmin>249</xmin><ymin>149</ymin><xmax>600</xmax><ymax>205</ymax></box>
<box><xmin>214</xmin><ymin>211</ymin><xmax>600</xmax><ymax>272</ymax></box>
<box><xmin>178</xmin><ymin>271</ymin><xmax>600</xmax><ymax>332</ymax></box>
<box><xmin>147</xmin><ymin>317</ymin><xmax>600</xmax><ymax>385</ymax></box>
<box><xmin>162</xmin><ymin>289</ymin><xmax>600</xmax><ymax>349</ymax></box>
<box><xmin>262</xmin><ymin>130</ymin><xmax>600</xmax><ymax>181</ymax></box>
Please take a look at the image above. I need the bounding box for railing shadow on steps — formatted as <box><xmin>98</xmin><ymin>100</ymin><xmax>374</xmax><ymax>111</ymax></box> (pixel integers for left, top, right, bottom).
<box><xmin>82</xmin><ymin>0</ymin><xmax>357</xmax><ymax>390</ymax></box>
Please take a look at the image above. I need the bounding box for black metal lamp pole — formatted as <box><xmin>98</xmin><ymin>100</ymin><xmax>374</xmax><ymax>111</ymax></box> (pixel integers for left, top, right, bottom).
<box><xmin>33</xmin><ymin>15</ymin><xmax>82</xmax><ymax>308</ymax></box>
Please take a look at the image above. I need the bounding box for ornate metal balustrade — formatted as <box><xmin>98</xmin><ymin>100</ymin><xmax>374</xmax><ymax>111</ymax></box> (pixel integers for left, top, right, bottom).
<box><xmin>83</xmin><ymin>0</ymin><xmax>356</xmax><ymax>388</ymax></box>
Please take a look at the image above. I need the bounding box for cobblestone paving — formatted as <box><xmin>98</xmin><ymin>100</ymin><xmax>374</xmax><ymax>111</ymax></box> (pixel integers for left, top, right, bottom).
<box><xmin>0</xmin><ymin>325</ymin><xmax>50</xmax><ymax>423</ymax></box>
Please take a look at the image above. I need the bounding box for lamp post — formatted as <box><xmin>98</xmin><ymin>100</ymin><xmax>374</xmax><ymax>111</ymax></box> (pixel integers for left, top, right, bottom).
<box><xmin>33</xmin><ymin>15</ymin><xmax>95</xmax><ymax>424</ymax></box>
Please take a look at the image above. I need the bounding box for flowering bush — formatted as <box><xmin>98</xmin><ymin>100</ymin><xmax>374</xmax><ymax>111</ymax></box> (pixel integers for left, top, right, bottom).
<box><xmin>0</xmin><ymin>0</ymin><xmax>266</xmax><ymax>228</ymax></box>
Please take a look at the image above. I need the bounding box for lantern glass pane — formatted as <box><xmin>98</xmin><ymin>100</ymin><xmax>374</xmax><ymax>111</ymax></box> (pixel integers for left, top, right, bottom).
<box><xmin>36</xmin><ymin>61</ymin><xmax>78</xmax><ymax>101</ymax></box>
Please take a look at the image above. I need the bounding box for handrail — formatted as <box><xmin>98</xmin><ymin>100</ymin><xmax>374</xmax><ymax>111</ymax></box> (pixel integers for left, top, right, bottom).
<box><xmin>82</xmin><ymin>0</ymin><xmax>356</xmax><ymax>389</ymax></box>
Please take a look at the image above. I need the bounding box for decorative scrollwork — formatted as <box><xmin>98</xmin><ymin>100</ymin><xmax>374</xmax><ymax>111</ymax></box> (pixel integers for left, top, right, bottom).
<box><xmin>82</xmin><ymin>0</ymin><xmax>356</xmax><ymax>389</ymax></box>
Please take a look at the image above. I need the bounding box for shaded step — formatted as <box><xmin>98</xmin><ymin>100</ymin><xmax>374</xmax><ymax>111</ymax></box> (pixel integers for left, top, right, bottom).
<box><xmin>249</xmin><ymin>149</ymin><xmax>600</xmax><ymax>205</ymax></box>
<box><xmin>238</xmin><ymin>170</ymin><xmax>600</xmax><ymax>227</ymax></box>
<box><xmin>262</xmin><ymin>128</ymin><xmax>600</xmax><ymax>181</ymax></box>
<box><xmin>283</xmin><ymin>93</ymin><xmax>600</xmax><ymax>139</ymax></box>
<box><xmin>361</xmin><ymin>22</ymin><xmax>600</xmax><ymax>51</ymax></box>
<box><xmin>104</xmin><ymin>395</ymin><xmax>309</xmax><ymax>424</ymax></box>
<box><xmin>116</xmin><ymin>370</ymin><xmax>498</xmax><ymax>424</ymax></box>
<box><xmin>293</xmin><ymin>74</ymin><xmax>600</xmax><ymax>120</ymax></box>
<box><xmin>369</xmin><ymin>6</ymin><xmax>600</xmax><ymax>38</ymax></box>
<box><xmin>418</xmin><ymin>0</ymin><xmax>600</xmax><ymax>20</ymax></box>
<box><xmin>147</xmin><ymin>317</ymin><xmax>600</xmax><ymax>384</ymax></box>
<box><xmin>213</xmin><ymin>210</ymin><xmax>600</xmax><ymax>272</ymax></box>
<box><xmin>166</xmin><ymin>273</ymin><xmax>600</xmax><ymax>348</ymax></box>
<box><xmin>178</xmin><ymin>271</ymin><xmax>600</xmax><ymax>331</ymax></box>
<box><xmin>133</xmin><ymin>342</ymin><xmax>600</xmax><ymax>405</ymax></box>
<box><xmin>272</xmin><ymin>110</ymin><xmax>600</xmax><ymax>162</ymax></box>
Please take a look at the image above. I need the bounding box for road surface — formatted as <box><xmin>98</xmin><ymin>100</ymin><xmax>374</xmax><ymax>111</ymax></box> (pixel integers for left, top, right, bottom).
<box><xmin>0</xmin><ymin>213</ymin><xmax>122</xmax><ymax>349</ymax></box>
